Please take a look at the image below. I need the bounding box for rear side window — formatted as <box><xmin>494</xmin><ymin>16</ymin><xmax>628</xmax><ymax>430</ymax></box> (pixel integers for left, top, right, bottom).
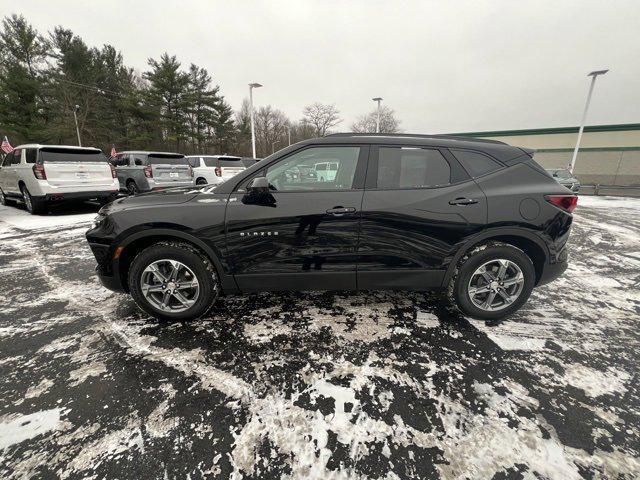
<box><xmin>377</xmin><ymin>147</ymin><xmax>451</xmax><ymax>189</ymax></box>
<box><xmin>25</xmin><ymin>149</ymin><xmax>37</xmax><ymax>164</ymax></box>
<box><xmin>148</xmin><ymin>154</ymin><xmax>188</xmax><ymax>165</ymax></box>
<box><xmin>187</xmin><ymin>157</ymin><xmax>200</xmax><ymax>168</ymax></box>
<box><xmin>219</xmin><ymin>157</ymin><xmax>243</xmax><ymax>167</ymax></box>
<box><xmin>40</xmin><ymin>148</ymin><xmax>107</xmax><ymax>163</ymax></box>
<box><xmin>451</xmin><ymin>149</ymin><xmax>502</xmax><ymax>177</ymax></box>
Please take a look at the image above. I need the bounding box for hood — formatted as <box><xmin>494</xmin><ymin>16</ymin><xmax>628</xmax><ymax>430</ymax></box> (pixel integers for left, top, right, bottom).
<box><xmin>100</xmin><ymin>186</ymin><xmax>201</xmax><ymax>214</ymax></box>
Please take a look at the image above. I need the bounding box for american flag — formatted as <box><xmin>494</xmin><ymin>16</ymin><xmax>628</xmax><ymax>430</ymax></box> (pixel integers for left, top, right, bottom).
<box><xmin>1</xmin><ymin>136</ymin><xmax>13</xmax><ymax>154</ymax></box>
<box><xmin>110</xmin><ymin>145</ymin><xmax>117</xmax><ymax>157</ymax></box>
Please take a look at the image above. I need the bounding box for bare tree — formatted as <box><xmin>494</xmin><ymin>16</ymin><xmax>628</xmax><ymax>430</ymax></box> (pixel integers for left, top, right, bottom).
<box><xmin>351</xmin><ymin>105</ymin><xmax>401</xmax><ymax>133</ymax></box>
<box><xmin>254</xmin><ymin>105</ymin><xmax>290</xmax><ymax>157</ymax></box>
<box><xmin>302</xmin><ymin>102</ymin><xmax>342</xmax><ymax>137</ymax></box>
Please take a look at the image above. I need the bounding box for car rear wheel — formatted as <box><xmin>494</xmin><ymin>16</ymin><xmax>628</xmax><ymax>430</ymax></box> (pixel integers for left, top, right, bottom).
<box><xmin>0</xmin><ymin>189</ymin><xmax>11</xmax><ymax>206</ymax></box>
<box><xmin>196</xmin><ymin>178</ymin><xmax>207</xmax><ymax>185</ymax></box>
<box><xmin>448</xmin><ymin>242</ymin><xmax>535</xmax><ymax>320</ymax></box>
<box><xmin>126</xmin><ymin>180</ymin><xmax>139</xmax><ymax>196</ymax></box>
<box><xmin>128</xmin><ymin>242</ymin><xmax>219</xmax><ymax>321</ymax></box>
<box><xmin>20</xmin><ymin>186</ymin><xmax>44</xmax><ymax>215</ymax></box>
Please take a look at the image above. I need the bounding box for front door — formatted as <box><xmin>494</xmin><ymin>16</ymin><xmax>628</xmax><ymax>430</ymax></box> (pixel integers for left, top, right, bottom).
<box><xmin>357</xmin><ymin>145</ymin><xmax>487</xmax><ymax>289</ymax></box>
<box><xmin>225</xmin><ymin>145</ymin><xmax>369</xmax><ymax>292</ymax></box>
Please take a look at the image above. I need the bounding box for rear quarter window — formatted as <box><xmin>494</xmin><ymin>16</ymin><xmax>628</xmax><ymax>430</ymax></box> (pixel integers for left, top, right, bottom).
<box><xmin>40</xmin><ymin>148</ymin><xmax>107</xmax><ymax>163</ymax></box>
<box><xmin>451</xmin><ymin>149</ymin><xmax>503</xmax><ymax>177</ymax></box>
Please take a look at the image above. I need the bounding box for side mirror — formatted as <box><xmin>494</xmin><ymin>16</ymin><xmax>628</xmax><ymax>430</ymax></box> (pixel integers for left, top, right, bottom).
<box><xmin>247</xmin><ymin>176</ymin><xmax>270</xmax><ymax>193</ymax></box>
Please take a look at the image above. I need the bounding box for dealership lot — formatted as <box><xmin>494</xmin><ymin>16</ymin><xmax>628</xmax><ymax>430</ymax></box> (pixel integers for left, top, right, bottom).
<box><xmin>0</xmin><ymin>196</ymin><xmax>638</xmax><ymax>479</ymax></box>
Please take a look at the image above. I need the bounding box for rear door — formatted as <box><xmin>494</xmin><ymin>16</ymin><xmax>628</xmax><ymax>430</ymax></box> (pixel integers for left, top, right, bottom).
<box><xmin>357</xmin><ymin>145</ymin><xmax>487</xmax><ymax>289</ymax></box>
<box><xmin>148</xmin><ymin>154</ymin><xmax>192</xmax><ymax>185</ymax></box>
<box><xmin>225</xmin><ymin>145</ymin><xmax>368</xmax><ymax>291</ymax></box>
<box><xmin>1</xmin><ymin>150</ymin><xmax>20</xmax><ymax>194</ymax></box>
<box><xmin>218</xmin><ymin>156</ymin><xmax>245</xmax><ymax>181</ymax></box>
<box><xmin>40</xmin><ymin>148</ymin><xmax>113</xmax><ymax>188</ymax></box>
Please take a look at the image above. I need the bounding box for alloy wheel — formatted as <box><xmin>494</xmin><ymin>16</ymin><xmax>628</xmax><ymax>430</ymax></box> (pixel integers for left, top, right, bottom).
<box><xmin>22</xmin><ymin>188</ymin><xmax>33</xmax><ymax>212</ymax></box>
<box><xmin>127</xmin><ymin>182</ymin><xmax>138</xmax><ymax>195</ymax></box>
<box><xmin>140</xmin><ymin>259</ymin><xmax>200</xmax><ymax>313</ymax></box>
<box><xmin>467</xmin><ymin>259</ymin><xmax>525</xmax><ymax>312</ymax></box>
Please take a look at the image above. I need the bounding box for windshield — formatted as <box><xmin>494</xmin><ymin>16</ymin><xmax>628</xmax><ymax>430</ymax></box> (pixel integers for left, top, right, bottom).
<box><xmin>552</xmin><ymin>169</ymin><xmax>572</xmax><ymax>179</ymax></box>
<box><xmin>148</xmin><ymin>154</ymin><xmax>189</xmax><ymax>165</ymax></box>
<box><xmin>40</xmin><ymin>148</ymin><xmax>107</xmax><ymax>163</ymax></box>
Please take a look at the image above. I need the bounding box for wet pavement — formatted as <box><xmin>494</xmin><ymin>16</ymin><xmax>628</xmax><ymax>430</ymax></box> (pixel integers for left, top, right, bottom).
<box><xmin>0</xmin><ymin>196</ymin><xmax>638</xmax><ymax>479</ymax></box>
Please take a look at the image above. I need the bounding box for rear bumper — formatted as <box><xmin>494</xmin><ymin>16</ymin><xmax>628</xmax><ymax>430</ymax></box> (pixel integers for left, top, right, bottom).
<box><xmin>147</xmin><ymin>179</ymin><xmax>194</xmax><ymax>190</ymax></box>
<box><xmin>537</xmin><ymin>259</ymin><xmax>568</xmax><ymax>286</ymax></box>
<box><xmin>35</xmin><ymin>190</ymin><xmax>120</xmax><ymax>202</ymax></box>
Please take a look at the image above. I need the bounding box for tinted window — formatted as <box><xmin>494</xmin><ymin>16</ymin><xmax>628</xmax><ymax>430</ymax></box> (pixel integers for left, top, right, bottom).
<box><xmin>377</xmin><ymin>147</ymin><xmax>450</xmax><ymax>189</ymax></box>
<box><xmin>148</xmin><ymin>154</ymin><xmax>188</xmax><ymax>165</ymax></box>
<box><xmin>202</xmin><ymin>157</ymin><xmax>217</xmax><ymax>167</ymax></box>
<box><xmin>25</xmin><ymin>148</ymin><xmax>37</xmax><ymax>164</ymax></box>
<box><xmin>266</xmin><ymin>146</ymin><xmax>360</xmax><ymax>191</ymax></box>
<box><xmin>40</xmin><ymin>148</ymin><xmax>107</xmax><ymax>163</ymax></box>
<box><xmin>11</xmin><ymin>149</ymin><xmax>22</xmax><ymax>165</ymax></box>
<box><xmin>2</xmin><ymin>151</ymin><xmax>14</xmax><ymax>166</ymax></box>
<box><xmin>452</xmin><ymin>149</ymin><xmax>502</xmax><ymax>177</ymax></box>
<box><xmin>219</xmin><ymin>157</ymin><xmax>243</xmax><ymax>167</ymax></box>
<box><xmin>187</xmin><ymin>157</ymin><xmax>200</xmax><ymax>168</ymax></box>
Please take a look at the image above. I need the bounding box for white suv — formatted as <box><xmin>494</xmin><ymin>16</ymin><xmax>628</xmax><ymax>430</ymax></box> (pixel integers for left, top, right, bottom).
<box><xmin>187</xmin><ymin>155</ymin><xmax>246</xmax><ymax>186</ymax></box>
<box><xmin>0</xmin><ymin>145</ymin><xmax>119</xmax><ymax>214</ymax></box>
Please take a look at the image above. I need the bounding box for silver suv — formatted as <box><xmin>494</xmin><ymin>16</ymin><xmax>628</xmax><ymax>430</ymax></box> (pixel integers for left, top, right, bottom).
<box><xmin>110</xmin><ymin>151</ymin><xmax>195</xmax><ymax>195</ymax></box>
<box><xmin>0</xmin><ymin>145</ymin><xmax>119</xmax><ymax>214</ymax></box>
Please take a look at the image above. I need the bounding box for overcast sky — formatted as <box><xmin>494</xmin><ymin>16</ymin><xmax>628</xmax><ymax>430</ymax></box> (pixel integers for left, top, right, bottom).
<box><xmin>5</xmin><ymin>0</ymin><xmax>640</xmax><ymax>133</ymax></box>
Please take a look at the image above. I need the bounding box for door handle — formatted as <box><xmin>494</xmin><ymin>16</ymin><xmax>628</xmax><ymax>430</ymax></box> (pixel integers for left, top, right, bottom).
<box><xmin>326</xmin><ymin>206</ymin><xmax>356</xmax><ymax>215</ymax></box>
<box><xmin>449</xmin><ymin>197</ymin><xmax>478</xmax><ymax>205</ymax></box>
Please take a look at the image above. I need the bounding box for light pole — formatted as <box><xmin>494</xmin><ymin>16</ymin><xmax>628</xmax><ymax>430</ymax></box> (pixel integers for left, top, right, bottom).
<box><xmin>372</xmin><ymin>97</ymin><xmax>383</xmax><ymax>133</ymax></box>
<box><xmin>272</xmin><ymin>140</ymin><xmax>280</xmax><ymax>154</ymax></box>
<box><xmin>249</xmin><ymin>83</ymin><xmax>262</xmax><ymax>158</ymax></box>
<box><xmin>72</xmin><ymin>104</ymin><xmax>82</xmax><ymax>146</ymax></box>
<box><xmin>287</xmin><ymin>126</ymin><xmax>291</xmax><ymax>146</ymax></box>
<box><xmin>568</xmin><ymin>69</ymin><xmax>608</xmax><ymax>173</ymax></box>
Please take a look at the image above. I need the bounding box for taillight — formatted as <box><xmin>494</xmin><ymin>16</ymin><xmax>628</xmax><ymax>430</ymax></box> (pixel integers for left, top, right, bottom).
<box><xmin>33</xmin><ymin>163</ymin><xmax>46</xmax><ymax>180</ymax></box>
<box><xmin>109</xmin><ymin>163</ymin><xmax>117</xmax><ymax>178</ymax></box>
<box><xmin>545</xmin><ymin>195</ymin><xmax>578</xmax><ymax>213</ymax></box>
<box><xmin>144</xmin><ymin>165</ymin><xmax>153</xmax><ymax>178</ymax></box>
<box><xmin>214</xmin><ymin>166</ymin><xmax>222</xmax><ymax>177</ymax></box>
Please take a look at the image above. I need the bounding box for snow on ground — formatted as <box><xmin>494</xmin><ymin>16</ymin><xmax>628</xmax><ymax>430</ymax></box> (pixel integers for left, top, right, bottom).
<box><xmin>0</xmin><ymin>196</ymin><xmax>638</xmax><ymax>479</ymax></box>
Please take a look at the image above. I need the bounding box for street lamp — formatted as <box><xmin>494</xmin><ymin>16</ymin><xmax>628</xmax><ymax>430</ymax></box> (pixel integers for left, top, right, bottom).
<box><xmin>372</xmin><ymin>97</ymin><xmax>383</xmax><ymax>133</ymax></box>
<box><xmin>72</xmin><ymin>104</ymin><xmax>82</xmax><ymax>146</ymax></box>
<box><xmin>568</xmin><ymin>69</ymin><xmax>609</xmax><ymax>174</ymax></box>
<box><xmin>249</xmin><ymin>83</ymin><xmax>262</xmax><ymax>159</ymax></box>
<box><xmin>272</xmin><ymin>140</ymin><xmax>280</xmax><ymax>154</ymax></box>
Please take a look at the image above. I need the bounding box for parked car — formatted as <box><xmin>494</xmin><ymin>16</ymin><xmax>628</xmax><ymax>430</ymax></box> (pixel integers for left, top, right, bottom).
<box><xmin>186</xmin><ymin>155</ymin><xmax>246</xmax><ymax>186</ymax></box>
<box><xmin>0</xmin><ymin>144</ymin><xmax>119</xmax><ymax>214</ymax></box>
<box><xmin>110</xmin><ymin>151</ymin><xmax>194</xmax><ymax>195</ymax></box>
<box><xmin>546</xmin><ymin>168</ymin><xmax>580</xmax><ymax>192</ymax></box>
<box><xmin>241</xmin><ymin>157</ymin><xmax>258</xmax><ymax>167</ymax></box>
<box><xmin>314</xmin><ymin>161</ymin><xmax>339</xmax><ymax>182</ymax></box>
<box><xmin>87</xmin><ymin>133</ymin><xmax>576</xmax><ymax>322</ymax></box>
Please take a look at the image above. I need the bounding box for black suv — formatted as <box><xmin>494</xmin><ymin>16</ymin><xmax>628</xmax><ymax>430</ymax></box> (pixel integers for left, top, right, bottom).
<box><xmin>86</xmin><ymin>134</ymin><xmax>576</xmax><ymax>321</ymax></box>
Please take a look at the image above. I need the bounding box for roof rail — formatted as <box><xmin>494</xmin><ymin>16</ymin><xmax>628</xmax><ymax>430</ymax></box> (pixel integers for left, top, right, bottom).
<box><xmin>325</xmin><ymin>132</ymin><xmax>506</xmax><ymax>145</ymax></box>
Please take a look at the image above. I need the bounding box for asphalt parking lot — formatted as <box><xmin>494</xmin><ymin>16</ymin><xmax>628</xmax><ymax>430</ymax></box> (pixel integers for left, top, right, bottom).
<box><xmin>0</xmin><ymin>196</ymin><xmax>638</xmax><ymax>479</ymax></box>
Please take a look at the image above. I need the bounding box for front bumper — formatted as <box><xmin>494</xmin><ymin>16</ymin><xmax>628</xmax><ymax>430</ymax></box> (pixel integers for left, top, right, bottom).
<box><xmin>97</xmin><ymin>268</ymin><xmax>126</xmax><ymax>292</ymax></box>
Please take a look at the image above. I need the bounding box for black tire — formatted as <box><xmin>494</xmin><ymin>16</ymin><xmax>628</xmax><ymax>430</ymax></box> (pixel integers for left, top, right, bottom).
<box><xmin>128</xmin><ymin>241</ymin><xmax>219</xmax><ymax>321</ymax></box>
<box><xmin>0</xmin><ymin>188</ymin><xmax>11</xmax><ymax>206</ymax></box>
<box><xmin>20</xmin><ymin>185</ymin><xmax>44</xmax><ymax>214</ymax></box>
<box><xmin>196</xmin><ymin>178</ymin><xmax>207</xmax><ymax>185</ymax></box>
<box><xmin>448</xmin><ymin>242</ymin><xmax>536</xmax><ymax>320</ymax></box>
<box><xmin>126</xmin><ymin>180</ymin><xmax>139</xmax><ymax>196</ymax></box>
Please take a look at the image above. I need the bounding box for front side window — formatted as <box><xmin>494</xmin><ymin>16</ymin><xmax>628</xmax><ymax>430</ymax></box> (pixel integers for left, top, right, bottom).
<box><xmin>11</xmin><ymin>149</ymin><xmax>22</xmax><ymax>165</ymax></box>
<box><xmin>377</xmin><ymin>147</ymin><xmax>451</xmax><ymax>189</ymax></box>
<box><xmin>265</xmin><ymin>146</ymin><xmax>360</xmax><ymax>191</ymax></box>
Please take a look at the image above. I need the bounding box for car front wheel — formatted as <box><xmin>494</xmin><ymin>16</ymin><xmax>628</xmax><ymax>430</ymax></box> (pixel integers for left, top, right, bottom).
<box><xmin>448</xmin><ymin>242</ymin><xmax>536</xmax><ymax>320</ymax></box>
<box><xmin>128</xmin><ymin>242</ymin><xmax>219</xmax><ymax>321</ymax></box>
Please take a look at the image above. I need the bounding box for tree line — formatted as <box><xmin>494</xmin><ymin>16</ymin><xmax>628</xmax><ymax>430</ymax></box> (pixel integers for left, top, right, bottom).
<box><xmin>0</xmin><ymin>14</ymin><xmax>401</xmax><ymax>158</ymax></box>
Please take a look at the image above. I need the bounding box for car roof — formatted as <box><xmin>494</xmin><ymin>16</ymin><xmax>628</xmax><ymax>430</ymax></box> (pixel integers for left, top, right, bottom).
<box><xmin>118</xmin><ymin>150</ymin><xmax>183</xmax><ymax>155</ymax></box>
<box><xmin>184</xmin><ymin>154</ymin><xmax>242</xmax><ymax>159</ymax></box>
<box><xmin>14</xmin><ymin>144</ymin><xmax>102</xmax><ymax>151</ymax></box>
<box><xmin>305</xmin><ymin>133</ymin><xmax>525</xmax><ymax>163</ymax></box>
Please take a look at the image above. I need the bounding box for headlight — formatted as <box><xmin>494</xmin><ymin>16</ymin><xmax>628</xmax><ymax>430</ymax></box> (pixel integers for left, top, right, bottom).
<box><xmin>91</xmin><ymin>214</ymin><xmax>106</xmax><ymax>230</ymax></box>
